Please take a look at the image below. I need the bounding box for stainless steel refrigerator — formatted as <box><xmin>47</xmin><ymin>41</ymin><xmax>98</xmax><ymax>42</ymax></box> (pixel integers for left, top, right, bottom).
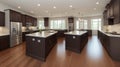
<box><xmin>10</xmin><ymin>22</ymin><xmax>22</xmax><ymax>47</ymax></box>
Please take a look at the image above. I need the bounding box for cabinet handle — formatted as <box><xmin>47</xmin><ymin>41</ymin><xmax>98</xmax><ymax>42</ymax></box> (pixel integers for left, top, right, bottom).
<box><xmin>38</xmin><ymin>40</ymin><xmax>41</xmax><ymax>43</ymax></box>
<box><xmin>32</xmin><ymin>38</ymin><xmax>35</xmax><ymax>41</ymax></box>
<box><xmin>73</xmin><ymin>36</ymin><xmax>76</xmax><ymax>39</ymax></box>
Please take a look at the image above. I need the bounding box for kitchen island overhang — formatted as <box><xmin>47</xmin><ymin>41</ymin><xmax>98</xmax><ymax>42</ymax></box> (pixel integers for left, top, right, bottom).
<box><xmin>25</xmin><ymin>31</ymin><xmax>57</xmax><ymax>61</ymax></box>
<box><xmin>64</xmin><ymin>31</ymin><xmax>88</xmax><ymax>53</ymax></box>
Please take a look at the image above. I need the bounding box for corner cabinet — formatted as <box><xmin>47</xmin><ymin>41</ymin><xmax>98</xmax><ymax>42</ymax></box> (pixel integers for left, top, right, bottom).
<box><xmin>0</xmin><ymin>12</ymin><xmax>5</xmax><ymax>26</ymax></box>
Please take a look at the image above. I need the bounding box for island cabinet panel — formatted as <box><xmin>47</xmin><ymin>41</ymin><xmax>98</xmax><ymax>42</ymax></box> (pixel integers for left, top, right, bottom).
<box><xmin>65</xmin><ymin>35</ymin><xmax>81</xmax><ymax>52</ymax></box>
<box><xmin>65</xmin><ymin>32</ymin><xmax>88</xmax><ymax>53</ymax></box>
<box><xmin>26</xmin><ymin>33</ymin><xmax>57</xmax><ymax>61</ymax></box>
<box><xmin>26</xmin><ymin>36</ymin><xmax>46</xmax><ymax>61</ymax></box>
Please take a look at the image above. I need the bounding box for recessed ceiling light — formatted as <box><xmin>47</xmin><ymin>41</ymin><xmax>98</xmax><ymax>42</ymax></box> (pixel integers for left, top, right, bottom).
<box><xmin>37</xmin><ymin>4</ymin><xmax>41</xmax><ymax>6</ymax></box>
<box><xmin>69</xmin><ymin>5</ymin><xmax>73</xmax><ymax>8</ymax></box>
<box><xmin>96</xmin><ymin>2</ymin><xmax>99</xmax><ymax>5</ymax></box>
<box><xmin>53</xmin><ymin>6</ymin><xmax>56</xmax><ymax>9</ymax></box>
<box><xmin>18</xmin><ymin>6</ymin><xmax>21</xmax><ymax>9</ymax></box>
<box><xmin>94</xmin><ymin>8</ymin><xmax>96</xmax><ymax>10</ymax></box>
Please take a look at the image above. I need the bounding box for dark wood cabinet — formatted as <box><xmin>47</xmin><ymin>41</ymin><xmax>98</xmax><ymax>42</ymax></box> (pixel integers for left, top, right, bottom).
<box><xmin>10</xmin><ymin>10</ymin><xmax>22</xmax><ymax>22</ymax></box>
<box><xmin>109</xmin><ymin>1</ymin><xmax>114</xmax><ymax>17</ymax></box>
<box><xmin>98</xmin><ymin>30</ymin><xmax>120</xmax><ymax>61</ymax></box>
<box><xmin>113</xmin><ymin>0</ymin><xmax>119</xmax><ymax>24</ymax></box>
<box><xmin>25</xmin><ymin>15</ymin><xmax>37</xmax><ymax>26</ymax></box>
<box><xmin>44</xmin><ymin>17</ymin><xmax>49</xmax><ymax>27</ymax></box>
<box><xmin>0</xmin><ymin>12</ymin><xmax>5</xmax><ymax>26</ymax></box>
<box><xmin>0</xmin><ymin>35</ymin><xmax>10</xmax><ymax>51</ymax></box>
<box><xmin>26</xmin><ymin>33</ymin><xmax>57</xmax><ymax>61</ymax></box>
<box><xmin>21</xmin><ymin>14</ymin><xmax>26</xmax><ymax>26</ymax></box>
<box><xmin>65</xmin><ymin>32</ymin><xmax>88</xmax><ymax>53</ymax></box>
<box><xmin>103</xmin><ymin>0</ymin><xmax>120</xmax><ymax>25</ymax></box>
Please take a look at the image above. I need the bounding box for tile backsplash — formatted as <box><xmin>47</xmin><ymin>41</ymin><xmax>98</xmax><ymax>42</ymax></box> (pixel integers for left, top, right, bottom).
<box><xmin>0</xmin><ymin>27</ymin><xmax>9</xmax><ymax>34</ymax></box>
<box><xmin>103</xmin><ymin>24</ymin><xmax>120</xmax><ymax>33</ymax></box>
<box><xmin>22</xmin><ymin>26</ymin><xmax>38</xmax><ymax>32</ymax></box>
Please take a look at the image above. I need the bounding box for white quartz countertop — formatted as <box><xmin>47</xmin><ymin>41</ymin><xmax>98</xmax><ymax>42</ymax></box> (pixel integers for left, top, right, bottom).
<box><xmin>0</xmin><ymin>33</ymin><xmax>10</xmax><ymax>36</ymax></box>
<box><xmin>26</xmin><ymin>31</ymin><xmax>57</xmax><ymax>38</ymax></box>
<box><xmin>64</xmin><ymin>31</ymin><xmax>87</xmax><ymax>36</ymax></box>
<box><xmin>99</xmin><ymin>30</ymin><xmax>120</xmax><ymax>37</ymax></box>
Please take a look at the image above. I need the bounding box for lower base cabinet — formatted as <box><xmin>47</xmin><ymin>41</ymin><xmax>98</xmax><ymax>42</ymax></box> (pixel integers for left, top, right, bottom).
<box><xmin>0</xmin><ymin>35</ymin><xmax>10</xmax><ymax>51</ymax></box>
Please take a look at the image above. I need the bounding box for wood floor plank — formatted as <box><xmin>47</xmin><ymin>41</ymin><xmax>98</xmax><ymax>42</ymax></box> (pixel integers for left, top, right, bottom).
<box><xmin>0</xmin><ymin>36</ymin><xmax>120</xmax><ymax>67</ymax></box>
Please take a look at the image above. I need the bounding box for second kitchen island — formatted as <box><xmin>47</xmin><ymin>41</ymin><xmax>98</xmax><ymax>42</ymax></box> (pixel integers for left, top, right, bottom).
<box><xmin>26</xmin><ymin>31</ymin><xmax>57</xmax><ymax>61</ymax></box>
<box><xmin>65</xmin><ymin>31</ymin><xmax>88</xmax><ymax>53</ymax></box>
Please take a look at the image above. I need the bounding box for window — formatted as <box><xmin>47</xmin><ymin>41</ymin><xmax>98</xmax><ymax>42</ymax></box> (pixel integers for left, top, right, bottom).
<box><xmin>50</xmin><ymin>20</ymin><xmax>66</xmax><ymax>29</ymax></box>
<box><xmin>91</xmin><ymin>19</ymin><xmax>101</xmax><ymax>30</ymax></box>
<box><xmin>38</xmin><ymin>20</ymin><xmax>45</xmax><ymax>29</ymax></box>
<box><xmin>75</xmin><ymin>19</ymin><xmax>88</xmax><ymax>29</ymax></box>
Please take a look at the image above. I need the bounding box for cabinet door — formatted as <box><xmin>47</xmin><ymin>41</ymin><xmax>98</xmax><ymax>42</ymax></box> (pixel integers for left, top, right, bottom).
<box><xmin>0</xmin><ymin>12</ymin><xmax>5</xmax><ymax>26</ymax></box>
<box><xmin>109</xmin><ymin>0</ymin><xmax>114</xmax><ymax>17</ymax></box>
<box><xmin>65</xmin><ymin>35</ymin><xmax>80</xmax><ymax>50</ymax></box>
<box><xmin>22</xmin><ymin>15</ymin><xmax>26</xmax><ymax>26</ymax></box>
<box><xmin>33</xmin><ymin>18</ymin><xmax>37</xmax><ymax>26</ymax></box>
<box><xmin>0</xmin><ymin>36</ymin><xmax>10</xmax><ymax>50</ymax></box>
<box><xmin>10</xmin><ymin>10</ymin><xmax>22</xmax><ymax>22</ymax></box>
<box><xmin>114</xmin><ymin>0</ymin><xmax>119</xmax><ymax>24</ymax></box>
<box><xmin>26</xmin><ymin>37</ymin><xmax>44</xmax><ymax>57</ymax></box>
<box><xmin>103</xmin><ymin>11</ymin><xmax>108</xmax><ymax>25</ymax></box>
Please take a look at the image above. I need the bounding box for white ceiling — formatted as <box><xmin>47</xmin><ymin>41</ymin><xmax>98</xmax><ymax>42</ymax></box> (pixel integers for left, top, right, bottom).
<box><xmin>0</xmin><ymin>0</ymin><xmax>110</xmax><ymax>17</ymax></box>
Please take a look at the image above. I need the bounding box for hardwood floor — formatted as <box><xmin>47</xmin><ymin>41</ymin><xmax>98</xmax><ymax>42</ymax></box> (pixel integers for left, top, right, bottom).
<box><xmin>0</xmin><ymin>36</ymin><xmax>120</xmax><ymax>67</ymax></box>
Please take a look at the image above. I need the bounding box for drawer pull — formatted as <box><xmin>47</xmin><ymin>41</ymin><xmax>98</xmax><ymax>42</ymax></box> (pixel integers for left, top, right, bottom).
<box><xmin>73</xmin><ymin>36</ymin><xmax>76</xmax><ymax>39</ymax></box>
<box><xmin>38</xmin><ymin>40</ymin><xmax>41</xmax><ymax>43</ymax></box>
<box><xmin>32</xmin><ymin>38</ymin><xmax>35</xmax><ymax>41</ymax></box>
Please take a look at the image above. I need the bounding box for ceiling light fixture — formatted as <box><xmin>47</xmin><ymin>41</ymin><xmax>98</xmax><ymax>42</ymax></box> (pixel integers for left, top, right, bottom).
<box><xmin>96</xmin><ymin>2</ymin><xmax>99</xmax><ymax>5</ymax></box>
<box><xmin>18</xmin><ymin>6</ymin><xmax>21</xmax><ymax>9</ymax></box>
<box><xmin>53</xmin><ymin>6</ymin><xmax>56</xmax><ymax>9</ymax></box>
<box><xmin>69</xmin><ymin>5</ymin><xmax>73</xmax><ymax>8</ymax></box>
<box><xmin>37</xmin><ymin>4</ymin><xmax>41</xmax><ymax>6</ymax></box>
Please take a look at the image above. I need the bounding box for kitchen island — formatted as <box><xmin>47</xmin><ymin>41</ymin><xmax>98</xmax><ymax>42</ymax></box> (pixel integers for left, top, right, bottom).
<box><xmin>65</xmin><ymin>31</ymin><xmax>88</xmax><ymax>53</ymax></box>
<box><xmin>26</xmin><ymin>31</ymin><xmax>57</xmax><ymax>61</ymax></box>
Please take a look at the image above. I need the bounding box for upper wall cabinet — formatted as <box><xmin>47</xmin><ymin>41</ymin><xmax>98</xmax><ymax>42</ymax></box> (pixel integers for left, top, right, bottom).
<box><xmin>104</xmin><ymin>0</ymin><xmax>120</xmax><ymax>25</ymax></box>
<box><xmin>106</xmin><ymin>0</ymin><xmax>114</xmax><ymax>19</ymax></box>
<box><xmin>0</xmin><ymin>12</ymin><xmax>5</xmax><ymax>26</ymax></box>
<box><xmin>10</xmin><ymin>10</ymin><xmax>22</xmax><ymax>22</ymax></box>
<box><xmin>103</xmin><ymin>10</ymin><xmax>108</xmax><ymax>25</ymax></box>
<box><xmin>21</xmin><ymin>14</ymin><xmax>26</xmax><ymax>26</ymax></box>
<box><xmin>25</xmin><ymin>15</ymin><xmax>37</xmax><ymax>26</ymax></box>
<box><xmin>113</xmin><ymin>0</ymin><xmax>119</xmax><ymax>24</ymax></box>
<box><xmin>44</xmin><ymin>17</ymin><xmax>49</xmax><ymax>27</ymax></box>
